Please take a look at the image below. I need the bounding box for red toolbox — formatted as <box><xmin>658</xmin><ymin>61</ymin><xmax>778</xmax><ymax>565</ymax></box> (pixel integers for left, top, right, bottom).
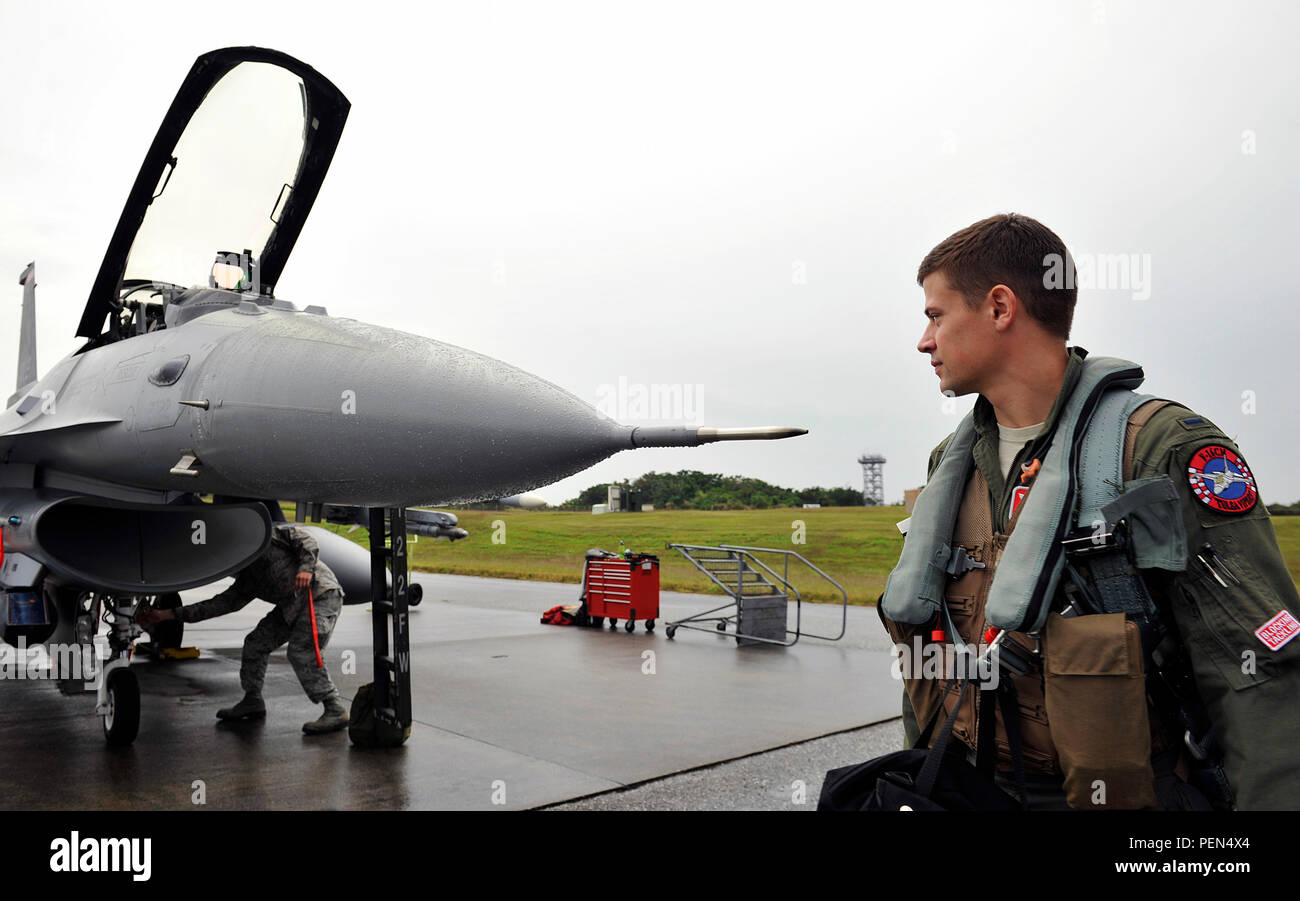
<box><xmin>583</xmin><ymin>552</ymin><xmax>660</xmax><ymax>633</ymax></box>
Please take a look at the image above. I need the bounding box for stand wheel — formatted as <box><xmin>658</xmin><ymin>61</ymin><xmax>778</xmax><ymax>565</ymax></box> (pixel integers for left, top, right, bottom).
<box><xmin>666</xmin><ymin>626</ymin><xmax>677</xmax><ymax>639</ymax></box>
<box><xmin>103</xmin><ymin>669</ymin><xmax>140</xmax><ymax>747</ymax></box>
<box><xmin>591</xmin><ymin>616</ymin><xmax>604</xmax><ymax>628</ymax></box>
<box><xmin>716</xmin><ymin>622</ymin><xmax>727</xmax><ymax>632</ymax></box>
<box><xmin>645</xmin><ymin>619</ymin><xmax>655</xmax><ymax>632</ymax></box>
<box><xmin>624</xmin><ymin>619</ymin><xmax>635</xmax><ymax>633</ymax></box>
<box><xmin>608</xmin><ymin>619</ymin><xmax>618</xmax><ymax>629</ymax></box>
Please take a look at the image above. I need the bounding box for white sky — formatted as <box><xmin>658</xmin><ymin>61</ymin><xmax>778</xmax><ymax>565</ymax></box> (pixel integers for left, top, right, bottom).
<box><xmin>2</xmin><ymin>0</ymin><xmax>1298</xmax><ymax>506</ymax></box>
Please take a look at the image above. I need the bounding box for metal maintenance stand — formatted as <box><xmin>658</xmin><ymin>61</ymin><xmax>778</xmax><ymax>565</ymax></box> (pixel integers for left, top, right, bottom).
<box><xmin>665</xmin><ymin>544</ymin><xmax>847</xmax><ymax>647</ymax></box>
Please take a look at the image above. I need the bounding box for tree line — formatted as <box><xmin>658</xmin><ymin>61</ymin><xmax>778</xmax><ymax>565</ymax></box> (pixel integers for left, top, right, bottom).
<box><xmin>560</xmin><ymin>470</ymin><xmax>870</xmax><ymax>510</ymax></box>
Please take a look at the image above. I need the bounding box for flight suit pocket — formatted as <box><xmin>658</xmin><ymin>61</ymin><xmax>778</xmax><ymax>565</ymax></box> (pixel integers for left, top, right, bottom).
<box><xmin>1041</xmin><ymin>612</ymin><xmax>1156</xmax><ymax>809</ymax></box>
<box><xmin>1173</xmin><ymin>565</ymin><xmax>1300</xmax><ymax>691</ymax></box>
<box><xmin>1197</xmin><ymin>501</ymin><xmax>1270</xmax><ymax>532</ymax></box>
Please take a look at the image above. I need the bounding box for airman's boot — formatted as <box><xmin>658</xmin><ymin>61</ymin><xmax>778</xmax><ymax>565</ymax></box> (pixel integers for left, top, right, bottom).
<box><xmin>303</xmin><ymin>695</ymin><xmax>349</xmax><ymax>734</ymax></box>
<box><xmin>217</xmin><ymin>693</ymin><xmax>266</xmax><ymax>721</ymax></box>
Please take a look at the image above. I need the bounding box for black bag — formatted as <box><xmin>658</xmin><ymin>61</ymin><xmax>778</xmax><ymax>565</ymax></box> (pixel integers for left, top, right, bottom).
<box><xmin>348</xmin><ymin>682</ymin><xmax>412</xmax><ymax>748</ymax></box>
<box><xmin>818</xmin><ymin>676</ymin><xmax>1027</xmax><ymax>811</ymax></box>
<box><xmin>819</xmin><ymin>749</ymin><xmax>1022</xmax><ymax>811</ymax></box>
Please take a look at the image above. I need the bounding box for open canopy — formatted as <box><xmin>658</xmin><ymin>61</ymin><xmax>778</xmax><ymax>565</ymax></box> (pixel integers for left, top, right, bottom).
<box><xmin>78</xmin><ymin>47</ymin><xmax>350</xmax><ymax>338</ymax></box>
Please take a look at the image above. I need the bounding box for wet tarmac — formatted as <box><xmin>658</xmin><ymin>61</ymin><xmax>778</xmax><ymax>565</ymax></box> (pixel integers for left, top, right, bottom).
<box><xmin>0</xmin><ymin>574</ymin><xmax>902</xmax><ymax>810</ymax></box>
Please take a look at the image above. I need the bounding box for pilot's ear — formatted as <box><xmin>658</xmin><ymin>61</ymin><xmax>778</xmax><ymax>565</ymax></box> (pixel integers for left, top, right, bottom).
<box><xmin>987</xmin><ymin>285</ymin><xmax>1015</xmax><ymax>328</ymax></box>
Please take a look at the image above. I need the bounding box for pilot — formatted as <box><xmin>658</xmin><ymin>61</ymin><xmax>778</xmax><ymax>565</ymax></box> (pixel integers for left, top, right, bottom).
<box><xmin>138</xmin><ymin>522</ymin><xmax>350</xmax><ymax>734</ymax></box>
<box><xmin>877</xmin><ymin>213</ymin><xmax>1300</xmax><ymax>810</ymax></box>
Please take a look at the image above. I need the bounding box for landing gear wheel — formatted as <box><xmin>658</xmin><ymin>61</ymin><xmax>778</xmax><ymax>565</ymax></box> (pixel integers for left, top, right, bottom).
<box><xmin>645</xmin><ymin>619</ymin><xmax>655</xmax><ymax>632</ymax></box>
<box><xmin>408</xmin><ymin>583</ymin><xmax>423</xmax><ymax>607</ymax></box>
<box><xmin>151</xmin><ymin>592</ymin><xmax>184</xmax><ymax>650</ymax></box>
<box><xmin>666</xmin><ymin>626</ymin><xmax>677</xmax><ymax>639</ymax></box>
<box><xmin>103</xmin><ymin>669</ymin><xmax>140</xmax><ymax>747</ymax></box>
<box><xmin>624</xmin><ymin>619</ymin><xmax>635</xmax><ymax>633</ymax></box>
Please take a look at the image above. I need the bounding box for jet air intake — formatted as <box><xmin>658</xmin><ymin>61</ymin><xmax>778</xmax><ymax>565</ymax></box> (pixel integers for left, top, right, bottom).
<box><xmin>2</xmin><ymin>492</ymin><xmax>271</xmax><ymax>594</ymax></box>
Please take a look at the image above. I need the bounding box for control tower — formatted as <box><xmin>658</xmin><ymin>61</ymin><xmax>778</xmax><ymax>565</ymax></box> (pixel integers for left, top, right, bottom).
<box><xmin>858</xmin><ymin>453</ymin><xmax>886</xmax><ymax>505</ymax></box>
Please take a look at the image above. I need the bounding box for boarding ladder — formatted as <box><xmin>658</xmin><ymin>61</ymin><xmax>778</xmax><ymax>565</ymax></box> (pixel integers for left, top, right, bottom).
<box><xmin>367</xmin><ymin>507</ymin><xmax>413</xmax><ymax>741</ymax></box>
<box><xmin>294</xmin><ymin>502</ymin><xmax>413</xmax><ymax>745</ymax></box>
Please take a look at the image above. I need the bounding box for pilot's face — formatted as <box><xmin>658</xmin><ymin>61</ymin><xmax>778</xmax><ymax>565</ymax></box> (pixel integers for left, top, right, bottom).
<box><xmin>917</xmin><ymin>271</ymin><xmax>995</xmax><ymax>397</ymax></box>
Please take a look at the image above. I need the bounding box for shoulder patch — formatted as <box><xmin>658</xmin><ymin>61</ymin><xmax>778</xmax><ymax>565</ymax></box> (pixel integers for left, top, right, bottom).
<box><xmin>1186</xmin><ymin>444</ymin><xmax>1258</xmax><ymax>514</ymax></box>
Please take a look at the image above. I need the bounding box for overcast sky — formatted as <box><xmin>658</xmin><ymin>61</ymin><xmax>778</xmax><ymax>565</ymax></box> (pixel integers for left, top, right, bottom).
<box><xmin>2</xmin><ymin>0</ymin><xmax>1297</xmax><ymax>507</ymax></box>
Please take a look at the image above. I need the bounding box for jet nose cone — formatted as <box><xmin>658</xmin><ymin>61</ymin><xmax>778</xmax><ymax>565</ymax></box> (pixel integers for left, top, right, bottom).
<box><xmin>195</xmin><ymin>317</ymin><xmax>627</xmax><ymax>505</ymax></box>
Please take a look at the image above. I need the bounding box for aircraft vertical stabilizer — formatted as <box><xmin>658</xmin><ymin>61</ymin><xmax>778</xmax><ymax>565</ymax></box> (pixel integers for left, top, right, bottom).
<box><xmin>16</xmin><ymin>262</ymin><xmax>37</xmax><ymax>392</ymax></box>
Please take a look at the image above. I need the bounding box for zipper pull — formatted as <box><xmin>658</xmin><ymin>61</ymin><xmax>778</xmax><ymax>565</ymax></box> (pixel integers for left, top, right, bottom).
<box><xmin>1019</xmin><ymin>457</ymin><xmax>1042</xmax><ymax>485</ymax></box>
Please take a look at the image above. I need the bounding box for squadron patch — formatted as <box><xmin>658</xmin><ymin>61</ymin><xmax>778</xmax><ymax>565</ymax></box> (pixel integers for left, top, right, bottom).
<box><xmin>1186</xmin><ymin>445</ymin><xmax>1257</xmax><ymax>514</ymax></box>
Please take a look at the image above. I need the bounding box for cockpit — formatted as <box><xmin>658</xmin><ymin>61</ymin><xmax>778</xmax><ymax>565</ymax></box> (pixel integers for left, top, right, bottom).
<box><xmin>102</xmin><ymin>249</ymin><xmax>274</xmax><ymax>343</ymax></box>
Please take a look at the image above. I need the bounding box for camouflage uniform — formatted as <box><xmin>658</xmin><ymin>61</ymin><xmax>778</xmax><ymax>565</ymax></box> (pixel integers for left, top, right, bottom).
<box><xmin>891</xmin><ymin>346</ymin><xmax>1300</xmax><ymax>809</ymax></box>
<box><xmin>175</xmin><ymin>523</ymin><xmax>345</xmax><ymax>704</ymax></box>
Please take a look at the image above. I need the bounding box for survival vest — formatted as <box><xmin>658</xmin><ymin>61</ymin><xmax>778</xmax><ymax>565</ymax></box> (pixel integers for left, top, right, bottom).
<box><xmin>879</xmin><ymin>356</ymin><xmax>1199</xmax><ymax>808</ymax></box>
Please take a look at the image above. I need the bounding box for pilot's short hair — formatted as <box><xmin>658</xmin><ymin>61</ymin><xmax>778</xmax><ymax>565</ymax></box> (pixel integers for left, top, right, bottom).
<box><xmin>916</xmin><ymin>213</ymin><xmax>1076</xmax><ymax>340</ymax></box>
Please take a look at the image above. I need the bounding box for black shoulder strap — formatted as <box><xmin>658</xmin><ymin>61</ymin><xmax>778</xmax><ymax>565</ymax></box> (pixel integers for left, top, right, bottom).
<box><xmin>915</xmin><ymin>676</ymin><xmax>970</xmax><ymax>799</ymax></box>
<box><xmin>972</xmin><ymin>681</ymin><xmax>1029</xmax><ymax>809</ymax></box>
<box><xmin>995</xmin><ymin>681</ymin><xmax>1029</xmax><ymax>810</ymax></box>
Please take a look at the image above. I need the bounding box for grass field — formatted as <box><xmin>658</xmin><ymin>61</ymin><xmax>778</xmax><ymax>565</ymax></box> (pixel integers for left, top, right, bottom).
<box><xmin>295</xmin><ymin>506</ymin><xmax>1300</xmax><ymax>606</ymax></box>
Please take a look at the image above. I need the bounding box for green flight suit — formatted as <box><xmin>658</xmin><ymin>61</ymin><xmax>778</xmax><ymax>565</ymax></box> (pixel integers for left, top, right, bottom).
<box><xmin>897</xmin><ymin>346</ymin><xmax>1300</xmax><ymax>810</ymax></box>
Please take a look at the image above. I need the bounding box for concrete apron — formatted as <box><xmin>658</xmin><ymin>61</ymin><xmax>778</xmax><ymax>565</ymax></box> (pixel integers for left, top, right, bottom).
<box><xmin>0</xmin><ymin>573</ymin><xmax>900</xmax><ymax>810</ymax></box>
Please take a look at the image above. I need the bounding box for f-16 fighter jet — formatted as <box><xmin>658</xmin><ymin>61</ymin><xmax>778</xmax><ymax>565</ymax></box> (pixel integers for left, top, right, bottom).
<box><xmin>0</xmin><ymin>48</ymin><xmax>805</xmax><ymax>745</ymax></box>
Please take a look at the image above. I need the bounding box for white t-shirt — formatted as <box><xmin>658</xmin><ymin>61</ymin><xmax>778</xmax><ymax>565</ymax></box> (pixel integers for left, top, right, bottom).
<box><xmin>998</xmin><ymin>420</ymin><xmax>1046</xmax><ymax>486</ymax></box>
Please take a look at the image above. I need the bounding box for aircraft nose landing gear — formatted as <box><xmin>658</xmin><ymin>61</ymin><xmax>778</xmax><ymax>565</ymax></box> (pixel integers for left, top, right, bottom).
<box><xmin>102</xmin><ymin>668</ymin><xmax>140</xmax><ymax>746</ymax></box>
<box><xmin>96</xmin><ymin>595</ymin><xmax>143</xmax><ymax>746</ymax></box>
